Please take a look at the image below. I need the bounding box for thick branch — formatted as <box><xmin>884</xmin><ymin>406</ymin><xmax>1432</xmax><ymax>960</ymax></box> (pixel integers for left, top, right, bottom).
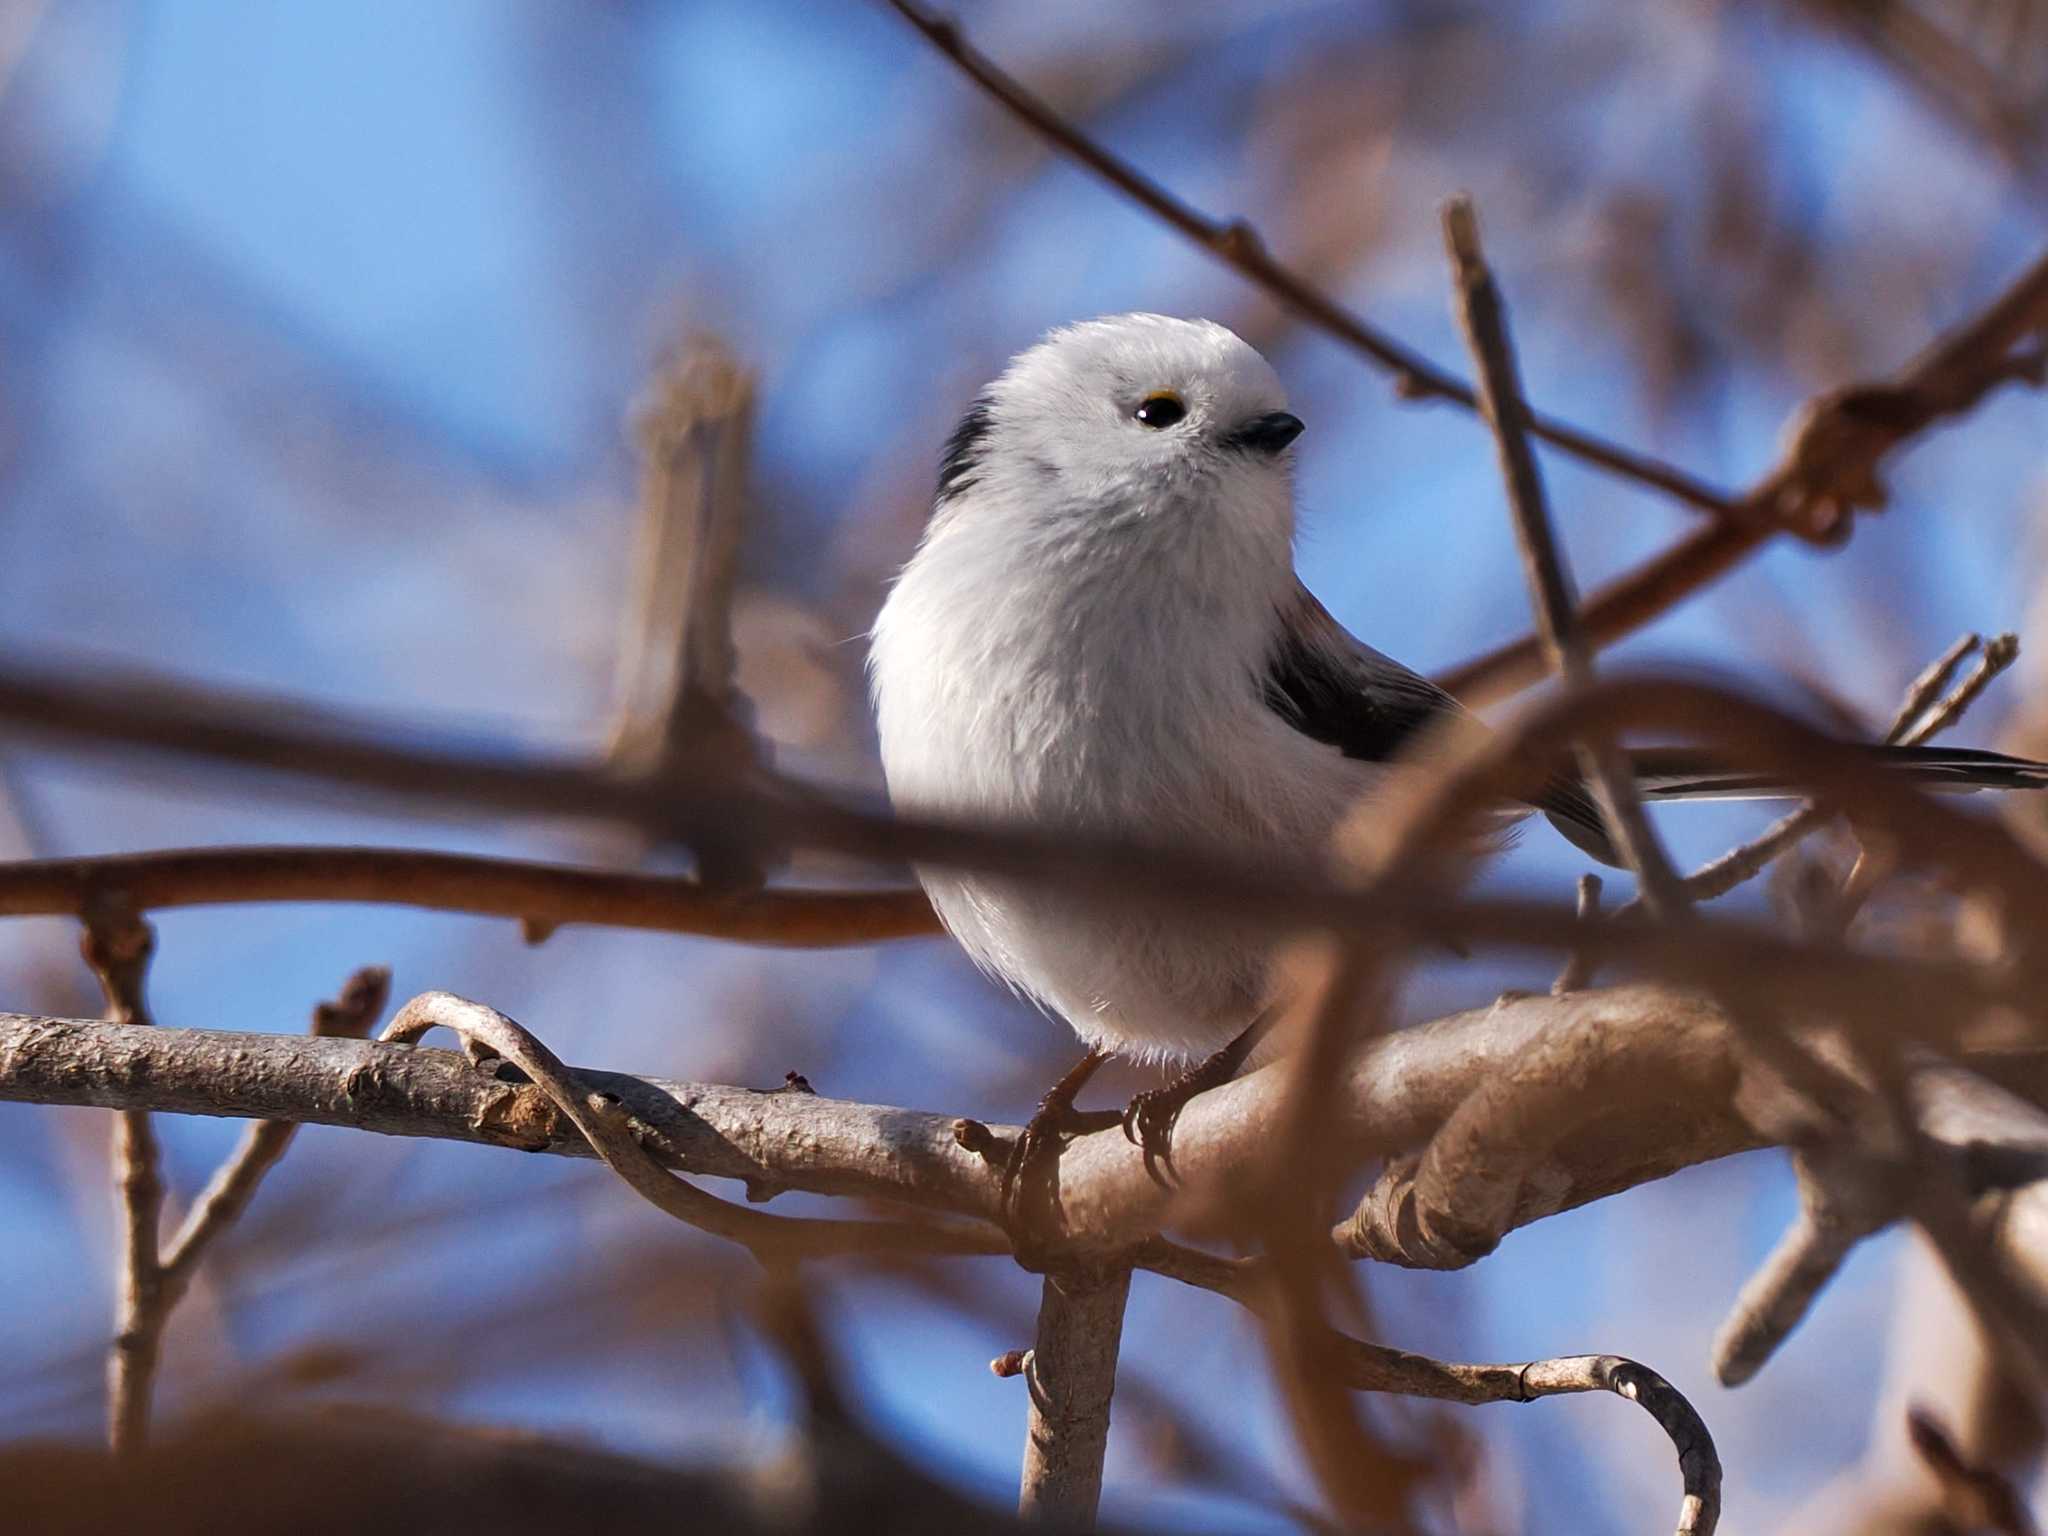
<box><xmin>9</xmin><ymin>987</ymin><xmax>2040</xmax><ymax>1267</ymax></box>
<box><xmin>1018</xmin><ymin>1266</ymin><xmax>1132</xmax><ymax>1529</ymax></box>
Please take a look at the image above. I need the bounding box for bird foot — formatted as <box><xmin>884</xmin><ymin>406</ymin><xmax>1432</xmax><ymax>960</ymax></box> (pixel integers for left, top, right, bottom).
<box><xmin>1121</xmin><ymin>1022</ymin><xmax>1265</xmax><ymax>1182</ymax></box>
<box><xmin>1000</xmin><ymin>1048</ymin><xmax>1116</xmax><ymax>1262</ymax></box>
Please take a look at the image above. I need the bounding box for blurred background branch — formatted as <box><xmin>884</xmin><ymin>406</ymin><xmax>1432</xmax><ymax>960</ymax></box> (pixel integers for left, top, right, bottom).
<box><xmin>3</xmin><ymin>0</ymin><xmax>2048</xmax><ymax>1527</ymax></box>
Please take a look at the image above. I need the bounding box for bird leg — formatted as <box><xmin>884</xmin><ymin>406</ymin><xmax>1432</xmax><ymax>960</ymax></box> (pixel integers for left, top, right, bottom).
<box><xmin>1001</xmin><ymin>1047</ymin><xmax>1120</xmax><ymax>1246</ymax></box>
<box><xmin>1122</xmin><ymin>1013</ymin><xmax>1273</xmax><ymax>1179</ymax></box>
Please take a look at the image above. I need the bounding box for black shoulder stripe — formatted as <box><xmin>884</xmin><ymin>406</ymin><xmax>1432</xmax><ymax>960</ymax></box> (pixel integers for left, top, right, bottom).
<box><xmin>936</xmin><ymin>397</ymin><xmax>995</xmax><ymax>506</ymax></box>
<box><xmin>1262</xmin><ymin>627</ymin><xmax>1425</xmax><ymax>764</ymax></box>
<box><xmin>1263</xmin><ymin>602</ymin><xmax>1622</xmax><ymax>865</ymax></box>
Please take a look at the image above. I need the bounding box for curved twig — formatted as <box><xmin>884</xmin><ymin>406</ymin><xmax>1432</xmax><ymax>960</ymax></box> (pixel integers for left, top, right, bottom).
<box><xmin>379</xmin><ymin>991</ymin><xmax>1003</xmax><ymax>1263</ymax></box>
<box><xmin>1514</xmin><ymin>1356</ymin><xmax>1720</xmax><ymax>1536</ymax></box>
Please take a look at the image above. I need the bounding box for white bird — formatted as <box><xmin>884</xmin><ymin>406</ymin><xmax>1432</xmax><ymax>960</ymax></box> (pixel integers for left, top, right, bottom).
<box><xmin>868</xmin><ymin>313</ymin><xmax>2048</xmax><ymax>1190</ymax></box>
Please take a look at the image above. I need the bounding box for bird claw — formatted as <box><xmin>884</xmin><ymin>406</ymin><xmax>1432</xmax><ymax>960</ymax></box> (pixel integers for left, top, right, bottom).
<box><xmin>998</xmin><ymin>1048</ymin><xmax>1114</xmax><ymax>1262</ymax></box>
<box><xmin>1000</xmin><ymin>1100</ymin><xmax>1118</xmax><ymax>1265</ymax></box>
<box><xmin>1121</xmin><ymin>1086</ymin><xmax>1180</xmax><ymax>1152</ymax></box>
<box><xmin>1121</xmin><ymin>1081</ymin><xmax>1198</xmax><ymax>1180</ymax></box>
<box><xmin>1119</xmin><ymin>1022</ymin><xmax>1268</xmax><ymax>1184</ymax></box>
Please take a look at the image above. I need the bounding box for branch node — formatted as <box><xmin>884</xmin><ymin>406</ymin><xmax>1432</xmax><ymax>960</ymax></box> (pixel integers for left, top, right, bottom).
<box><xmin>952</xmin><ymin>1117</ymin><xmax>999</xmax><ymax>1157</ymax></box>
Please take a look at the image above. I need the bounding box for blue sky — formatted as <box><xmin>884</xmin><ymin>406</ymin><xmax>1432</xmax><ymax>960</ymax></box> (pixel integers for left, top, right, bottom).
<box><xmin>0</xmin><ymin>2</ymin><xmax>2042</xmax><ymax>1529</ymax></box>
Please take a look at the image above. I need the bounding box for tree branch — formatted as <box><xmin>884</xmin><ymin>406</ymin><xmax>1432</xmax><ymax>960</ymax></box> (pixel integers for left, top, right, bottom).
<box><xmin>8</xmin><ymin>983</ymin><xmax>2041</xmax><ymax>1273</ymax></box>
<box><xmin>1439</xmin><ymin>241</ymin><xmax>2048</xmax><ymax>703</ymax></box>
<box><xmin>881</xmin><ymin>0</ymin><xmax>1739</xmax><ymax>522</ymax></box>
<box><xmin>1442</xmin><ymin>195</ymin><xmax>1688</xmax><ymax>916</ymax></box>
<box><xmin>158</xmin><ymin>968</ymin><xmax>391</xmax><ymax>1294</ymax></box>
<box><xmin>80</xmin><ymin>900</ymin><xmax>163</xmax><ymax>1457</ymax></box>
<box><xmin>1018</xmin><ymin>1265</ymin><xmax>1132</xmax><ymax>1529</ymax></box>
<box><xmin>0</xmin><ymin>845</ymin><xmax>936</xmax><ymax>947</ymax></box>
<box><xmin>607</xmin><ymin>337</ymin><xmax>770</xmax><ymax>886</ymax></box>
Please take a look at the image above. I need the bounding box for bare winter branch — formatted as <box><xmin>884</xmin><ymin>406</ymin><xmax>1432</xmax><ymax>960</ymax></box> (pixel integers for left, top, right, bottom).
<box><xmin>882</xmin><ymin>0</ymin><xmax>1740</xmax><ymax>523</ymax></box>
<box><xmin>80</xmin><ymin>900</ymin><xmax>162</xmax><ymax>1457</ymax></box>
<box><xmin>1442</xmin><ymin>195</ymin><xmax>1688</xmax><ymax>916</ymax></box>
<box><xmin>1017</xmin><ymin>1266</ymin><xmax>1132</xmax><ymax>1528</ymax></box>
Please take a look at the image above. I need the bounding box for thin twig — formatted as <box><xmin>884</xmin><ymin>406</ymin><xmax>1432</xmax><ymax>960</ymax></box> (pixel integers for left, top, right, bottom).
<box><xmin>0</xmin><ymin>846</ymin><xmax>936</xmax><ymax>946</ymax></box>
<box><xmin>1711</xmin><ymin>1147</ymin><xmax>1899</xmax><ymax>1386</ymax></box>
<box><xmin>1441</xmin><ymin>196</ymin><xmax>1689</xmax><ymax>917</ymax></box>
<box><xmin>1551</xmin><ymin>873</ymin><xmax>1604</xmax><ymax>994</ymax></box>
<box><xmin>1177</xmin><ymin>1260</ymin><xmax>1719</xmax><ymax>1533</ymax></box>
<box><xmin>1514</xmin><ymin>1357</ymin><xmax>1720</xmax><ymax>1536</ymax></box>
<box><xmin>81</xmin><ymin>899</ymin><xmax>162</xmax><ymax>1457</ymax></box>
<box><xmin>379</xmin><ymin>991</ymin><xmax>1004</xmax><ymax>1262</ymax></box>
<box><xmin>881</xmin><ymin>0</ymin><xmax>1740</xmax><ymax>522</ymax></box>
<box><xmin>158</xmin><ymin>968</ymin><xmax>392</xmax><ymax>1293</ymax></box>
<box><xmin>1886</xmin><ymin>631</ymin><xmax>1984</xmax><ymax>742</ymax></box>
<box><xmin>1903</xmin><ymin>633</ymin><xmax>2021</xmax><ymax>747</ymax></box>
<box><xmin>1629</xmin><ymin>630</ymin><xmax>2019</xmax><ymax>912</ymax></box>
<box><xmin>1833</xmin><ymin>634</ymin><xmax>2023</xmax><ymax>922</ymax></box>
<box><xmin>1440</xmin><ymin>242</ymin><xmax>2048</xmax><ymax>704</ymax></box>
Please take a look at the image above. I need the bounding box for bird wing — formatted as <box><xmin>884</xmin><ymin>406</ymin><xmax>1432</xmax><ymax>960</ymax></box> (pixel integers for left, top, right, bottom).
<box><xmin>1263</xmin><ymin>584</ymin><xmax>1621</xmax><ymax>865</ymax></box>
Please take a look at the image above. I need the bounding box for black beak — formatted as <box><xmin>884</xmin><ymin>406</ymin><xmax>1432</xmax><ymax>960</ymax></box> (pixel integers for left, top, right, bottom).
<box><xmin>1225</xmin><ymin>410</ymin><xmax>1305</xmax><ymax>455</ymax></box>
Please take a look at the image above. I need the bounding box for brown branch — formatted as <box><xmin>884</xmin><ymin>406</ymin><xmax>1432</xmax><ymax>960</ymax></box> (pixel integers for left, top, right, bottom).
<box><xmin>81</xmin><ymin>900</ymin><xmax>162</xmax><ymax>1457</ymax></box>
<box><xmin>379</xmin><ymin>991</ymin><xmax>1005</xmax><ymax>1263</ymax></box>
<box><xmin>1440</xmin><ymin>242</ymin><xmax>2048</xmax><ymax>704</ymax></box>
<box><xmin>10</xmin><ymin>975</ymin><xmax>2040</xmax><ymax>1273</ymax></box>
<box><xmin>0</xmin><ymin>656</ymin><xmax>756</xmax><ymax>841</ymax></box>
<box><xmin>1441</xmin><ymin>195</ymin><xmax>1688</xmax><ymax>917</ymax></box>
<box><xmin>1711</xmin><ymin>1144</ymin><xmax>1898</xmax><ymax>1387</ymax></box>
<box><xmin>1266</xmin><ymin>1332</ymin><xmax>1722</xmax><ymax>1534</ymax></box>
<box><xmin>1908</xmin><ymin>1405</ymin><xmax>2041</xmax><ymax>1536</ymax></box>
<box><xmin>608</xmin><ymin>338</ymin><xmax>770</xmax><ymax>888</ymax></box>
<box><xmin>0</xmin><ymin>845</ymin><xmax>937</xmax><ymax>947</ymax></box>
<box><xmin>86</xmin><ymin>955</ymin><xmax>396</xmax><ymax>1456</ymax></box>
<box><xmin>1151</xmin><ymin>1251</ymin><xmax>1718</xmax><ymax>1533</ymax></box>
<box><xmin>1017</xmin><ymin>1265</ymin><xmax>1132</xmax><ymax>1529</ymax></box>
<box><xmin>158</xmin><ymin>968</ymin><xmax>391</xmax><ymax>1294</ymax></box>
<box><xmin>1908</xmin><ymin>632</ymin><xmax>2022</xmax><ymax>745</ymax></box>
<box><xmin>1551</xmin><ymin>872</ymin><xmax>1603</xmax><ymax>994</ymax></box>
<box><xmin>18</xmin><ymin>669</ymin><xmax>2048</xmax><ymax>1001</ymax></box>
<box><xmin>881</xmin><ymin>0</ymin><xmax>1739</xmax><ymax>521</ymax></box>
<box><xmin>1888</xmin><ymin>630</ymin><xmax>1986</xmax><ymax>741</ymax></box>
<box><xmin>1513</xmin><ymin>1357</ymin><xmax>1720</xmax><ymax>1536</ymax></box>
<box><xmin>3</xmin><ymin>1000</ymin><xmax>1742</xmax><ymax>1531</ymax></box>
<box><xmin>1624</xmin><ymin>629</ymin><xmax>2018</xmax><ymax>912</ymax></box>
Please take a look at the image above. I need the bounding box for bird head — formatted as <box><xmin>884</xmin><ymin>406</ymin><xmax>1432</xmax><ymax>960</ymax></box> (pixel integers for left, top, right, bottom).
<box><xmin>934</xmin><ymin>314</ymin><xmax>1303</xmax><ymax>552</ymax></box>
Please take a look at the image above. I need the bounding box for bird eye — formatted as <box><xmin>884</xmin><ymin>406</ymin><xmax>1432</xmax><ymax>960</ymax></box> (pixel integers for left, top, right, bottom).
<box><xmin>1134</xmin><ymin>392</ymin><xmax>1187</xmax><ymax>429</ymax></box>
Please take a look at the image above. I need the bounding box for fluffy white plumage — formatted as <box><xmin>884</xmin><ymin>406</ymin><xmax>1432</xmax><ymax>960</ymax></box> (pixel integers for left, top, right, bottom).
<box><xmin>869</xmin><ymin>315</ymin><xmax>1375</xmax><ymax>1061</ymax></box>
<box><xmin>871</xmin><ymin>314</ymin><xmax>2048</xmax><ymax>1075</ymax></box>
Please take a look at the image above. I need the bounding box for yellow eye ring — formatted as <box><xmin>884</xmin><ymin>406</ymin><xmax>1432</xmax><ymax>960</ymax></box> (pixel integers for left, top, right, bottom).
<box><xmin>1134</xmin><ymin>392</ymin><xmax>1187</xmax><ymax>429</ymax></box>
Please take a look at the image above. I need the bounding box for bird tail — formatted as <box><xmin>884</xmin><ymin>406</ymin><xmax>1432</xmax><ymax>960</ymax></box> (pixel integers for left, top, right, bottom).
<box><xmin>1625</xmin><ymin>744</ymin><xmax>2048</xmax><ymax>801</ymax></box>
<box><xmin>1536</xmin><ymin>744</ymin><xmax>2048</xmax><ymax>868</ymax></box>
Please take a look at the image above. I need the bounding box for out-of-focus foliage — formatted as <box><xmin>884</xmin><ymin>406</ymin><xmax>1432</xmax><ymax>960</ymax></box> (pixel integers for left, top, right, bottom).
<box><xmin>0</xmin><ymin>2</ymin><xmax>2045</xmax><ymax>1530</ymax></box>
